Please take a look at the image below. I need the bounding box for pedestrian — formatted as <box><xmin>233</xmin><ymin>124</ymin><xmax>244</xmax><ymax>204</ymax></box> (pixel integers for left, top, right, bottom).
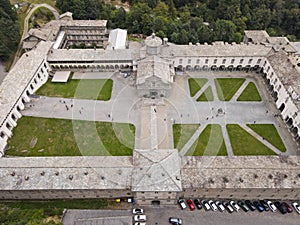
<box><xmin>108</xmin><ymin>114</ymin><xmax>110</xmax><ymax>118</ymax></box>
<box><xmin>71</xmin><ymin>104</ymin><xmax>73</xmax><ymax>108</ymax></box>
<box><xmin>79</xmin><ymin>110</ymin><xmax>81</xmax><ymax>114</ymax></box>
<box><xmin>154</xmin><ymin>108</ymin><xmax>156</xmax><ymax>113</ymax></box>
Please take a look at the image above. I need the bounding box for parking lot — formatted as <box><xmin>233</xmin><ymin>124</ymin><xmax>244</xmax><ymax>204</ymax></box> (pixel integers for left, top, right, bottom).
<box><xmin>62</xmin><ymin>204</ymin><xmax>300</xmax><ymax>225</ymax></box>
<box><xmin>142</xmin><ymin>205</ymin><xmax>300</xmax><ymax>225</ymax></box>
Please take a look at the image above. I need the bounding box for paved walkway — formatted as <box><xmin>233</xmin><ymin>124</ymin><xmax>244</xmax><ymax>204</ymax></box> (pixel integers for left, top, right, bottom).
<box><xmin>23</xmin><ymin>71</ymin><xmax>299</xmax><ymax>155</ymax></box>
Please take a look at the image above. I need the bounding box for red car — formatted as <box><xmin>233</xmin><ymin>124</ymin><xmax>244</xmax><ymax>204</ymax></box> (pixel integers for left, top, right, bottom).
<box><xmin>187</xmin><ymin>199</ymin><xmax>196</xmax><ymax>211</ymax></box>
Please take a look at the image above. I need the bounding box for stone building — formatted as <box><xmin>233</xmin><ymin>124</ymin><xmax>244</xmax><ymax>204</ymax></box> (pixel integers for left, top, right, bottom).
<box><xmin>136</xmin><ymin>56</ymin><xmax>174</xmax><ymax>99</ymax></box>
<box><xmin>0</xmin><ymin>17</ymin><xmax>300</xmax><ymax>204</ymax></box>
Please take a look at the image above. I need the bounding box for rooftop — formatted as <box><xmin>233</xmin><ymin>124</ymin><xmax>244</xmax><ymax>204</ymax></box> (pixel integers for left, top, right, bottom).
<box><xmin>47</xmin><ymin>48</ymin><xmax>133</xmax><ymax>62</ymax></box>
<box><xmin>160</xmin><ymin>42</ymin><xmax>272</xmax><ymax>58</ymax></box>
<box><xmin>0</xmin><ymin>41</ymin><xmax>53</xmax><ymax>127</ymax></box>
<box><xmin>132</xmin><ymin>149</ymin><xmax>182</xmax><ymax>192</ymax></box>
<box><xmin>136</xmin><ymin>56</ymin><xmax>174</xmax><ymax>85</ymax></box>
<box><xmin>181</xmin><ymin>156</ymin><xmax>300</xmax><ymax>189</ymax></box>
<box><xmin>0</xmin><ymin>156</ymin><xmax>132</xmax><ymax>190</ymax></box>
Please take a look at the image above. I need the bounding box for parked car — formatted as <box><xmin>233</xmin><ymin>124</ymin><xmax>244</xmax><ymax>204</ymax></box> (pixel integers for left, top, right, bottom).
<box><xmin>187</xmin><ymin>199</ymin><xmax>196</xmax><ymax>211</ymax></box>
<box><xmin>169</xmin><ymin>217</ymin><xmax>183</xmax><ymax>225</ymax></box>
<box><xmin>134</xmin><ymin>223</ymin><xmax>146</xmax><ymax>225</ymax></box>
<box><xmin>282</xmin><ymin>202</ymin><xmax>293</xmax><ymax>213</ymax></box>
<box><xmin>292</xmin><ymin>202</ymin><xmax>300</xmax><ymax>214</ymax></box>
<box><xmin>133</xmin><ymin>208</ymin><xmax>144</xmax><ymax>214</ymax></box>
<box><xmin>267</xmin><ymin>200</ymin><xmax>277</xmax><ymax>212</ymax></box>
<box><xmin>253</xmin><ymin>201</ymin><xmax>265</xmax><ymax>212</ymax></box>
<box><xmin>245</xmin><ymin>200</ymin><xmax>256</xmax><ymax>211</ymax></box>
<box><xmin>237</xmin><ymin>201</ymin><xmax>249</xmax><ymax>212</ymax></box>
<box><xmin>178</xmin><ymin>199</ymin><xmax>187</xmax><ymax>210</ymax></box>
<box><xmin>215</xmin><ymin>201</ymin><xmax>225</xmax><ymax>212</ymax></box>
<box><xmin>193</xmin><ymin>199</ymin><xmax>202</xmax><ymax>210</ymax></box>
<box><xmin>274</xmin><ymin>201</ymin><xmax>288</xmax><ymax>214</ymax></box>
<box><xmin>223</xmin><ymin>201</ymin><xmax>234</xmax><ymax>213</ymax></box>
<box><xmin>259</xmin><ymin>200</ymin><xmax>270</xmax><ymax>211</ymax></box>
<box><xmin>208</xmin><ymin>200</ymin><xmax>218</xmax><ymax>211</ymax></box>
<box><xmin>230</xmin><ymin>200</ymin><xmax>240</xmax><ymax>212</ymax></box>
<box><xmin>134</xmin><ymin>215</ymin><xmax>147</xmax><ymax>222</ymax></box>
<box><xmin>201</xmin><ymin>200</ymin><xmax>211</xmax><ymax>211</ymax></box>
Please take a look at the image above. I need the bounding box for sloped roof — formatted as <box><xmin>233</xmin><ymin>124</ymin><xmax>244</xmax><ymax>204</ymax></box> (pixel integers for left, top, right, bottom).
<box><xmin>108</xmin><ymin>28</ymin><xmax>127</xmax><ymax>50</ymax></box>
<box><xmin>0</xmin><ymin>156</ymin><xmax>133</xmax><ymax>190</ymax></box>
<box><xmin>136</xmin><ymin>56</ymin><xmax>174</xmax><ymax>85</ymax></box>
<box><xmin>132</xmin><ymin>149</ymin><xmax>182</xmax><ymax>192</ymax></box>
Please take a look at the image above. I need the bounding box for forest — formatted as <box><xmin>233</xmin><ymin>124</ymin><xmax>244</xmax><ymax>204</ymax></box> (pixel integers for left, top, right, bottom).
<box><xmin>56</xmin><ymin>0</ymin><xmax>300</xmax><ymax>44</ymax></box>
<box><xmin>0</xmin><ymin>0</ymin><xmax>20</xmax><ymax>61</ymax></box>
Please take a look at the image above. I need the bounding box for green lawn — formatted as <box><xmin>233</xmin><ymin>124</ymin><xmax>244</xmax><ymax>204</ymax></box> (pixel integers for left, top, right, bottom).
<box><xmin>6</xmin><ymin>117</ymin><xmax>135</xmax><ymax>156</ymax></box>
<box><xmin>215</xmin><ymin>78</ymin><xmax>245</xmax><ymax>101</ymax></box>
<box><xmin>237</xmin><ymin>82</ymin><xmax>262</xmax><ymax>101</ymax></box>
<box><xmin>0</xmin><ymin>199</ymin><xmax>116</xmax><ymax>225</ymax></box>
<box><xmin>186</xmin><ymin>124</ymin><xmax>227</xmax><ymax>156</ymax></box>
<box><xmin>173</xmin><ymin>124</ymin><xmax>200</xmax><ymax>150</ymax></box>
<box><xmin>36</xmin><ymin>79</ymin><xmax>113</xmax><ymax>101</ymax></box>
<box><xmin>247</xmin><ymin>124</ymin><xmax>286</xmax><ymax>152</ymax></box>
<box><xmin>188</xmin><ymin>78</ymin><xmax>208</xmax><ymax>97</ymax></box>
<box><xmin>196</xmin><ymin>86</ymin><xmax>214</xmax><ymax>101</ymax></box>
<box><xmin>226</xmin><ymin>124</ymin><xmax>276</xmax><ymax>155</ymax></box>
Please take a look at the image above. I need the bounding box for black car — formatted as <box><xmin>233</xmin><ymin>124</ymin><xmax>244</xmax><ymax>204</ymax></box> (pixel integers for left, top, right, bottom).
<box><xmin>274</xmin><ymin>201</ymin><xmax>288</xmax><ymax>214</ymax></box>
<box><xmin>259</xmin><ymin>200</ymin><xmax>270</xmax><ymax>211</ymax></box>
<box><xmin>193</xmin><ymin>199</ymin><xmax>202</xmax><ymax>210</ymax></box>
<box><xmin>253</xmin><ymin>201</ymin><xmax>265</xmax><ymax>212</ymax></box>
<box><xmin>237</xmin><ymin>201</ymin><xmax>249</xmax><ymax>212</ymax></box>
<box><xmin>245</xmin><ymin>200</ymin><xmax>256</xmax><ymax>211</ymax></box>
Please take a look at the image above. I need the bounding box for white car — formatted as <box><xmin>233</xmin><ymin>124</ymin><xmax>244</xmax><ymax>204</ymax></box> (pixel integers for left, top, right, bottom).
<box><xmin>292</xmin><ymin>202</ymin><xmax>300</xmax><ymax>214</ymax></box>
<box><xmin>178</xmin><ymin>199</ymin><xmax>187</xmax><ymax>209</ymax></box>
<box><xmin>267</xmin><ymin>201</ymin><xmax>277</xmax><ymax>212</ymax></box>
<box><xmin>215</xmin><ymin>201</ymin><xmax>225</xmax><ymax>212</ymax></box>
<box><xmin>208</xmin><ymin>200</ymin><xmax>218</xmax><ymax>211</ymax></box>
<box><xmin>201</xmin><ymin>200</ymin><xmax>211</xmax><ymax>211</ymax></box>
<box><xmin>230</xmin><ymin>200</ymin><xmax>240</xmax><ymax>211</ymax></box>
<box><xmin>134</xmin><ymin>223</ymin><xmax>146</xmax><ymax>225</ymax></box>
<box><xmin>133</xmin><ymin>208</ymin><xmax>144</xmax><ymax>214</ymax></box>
<box><xmin>134</xmin><ymin>215</ymin><xmax>147</xmax><ymax>222</ymax></box>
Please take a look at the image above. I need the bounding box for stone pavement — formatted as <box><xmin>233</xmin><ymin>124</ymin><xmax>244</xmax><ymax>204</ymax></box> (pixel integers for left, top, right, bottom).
<box><xmin>23</xmin><ymin>71</ymin><xmax>299</xmax><ymax>155</ymax></box>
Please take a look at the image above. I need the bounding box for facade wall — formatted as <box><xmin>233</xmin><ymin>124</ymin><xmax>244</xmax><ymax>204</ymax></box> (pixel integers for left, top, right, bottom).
<box><xmin>170</xmin><ymin>56</ymin><xmax>263</xmax><ymax>71</ymax></box>
<box><xmin>0</xmin><ymin>60</ymin><xmax>50</xmax><ymax>155</ymax></box>
<box><xmin>0</xmin><ymin>189</ymin><xmax>132</xmax><ymax>200</ymax></box>
<box><xmin>49</xmin><ymin>62</ymin><xmax>132</xmax><ymax>72</ymax></box>
<box><xmin>182</xmin><ymin>188</ymin><xmax>300</xmax><ymax>200</ymax></box>
<box><xmin>137</xmin><ymin>77</ymin><xmax>171</xmax><ymax>98</ymax></box>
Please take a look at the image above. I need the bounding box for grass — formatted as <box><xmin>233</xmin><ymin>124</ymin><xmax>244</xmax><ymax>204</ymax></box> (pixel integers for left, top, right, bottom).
<box><xmin>173</xmin><ymin>124</ymin><xmax>200</xmax><ymax>150</ymax></box>
<box><xmin>188</xmin><ymin>78</ymin><xmax>208</xmax><ymax>97</ymax></box>
<box><xmin>186</xmin><ymin>124</ymin><xmax>227</xmax><ymax>156</ymax></box>
<box><xmin>237</xmin><ymin>82</ymin><xmax>262</xmax><ymax>101</ymax></box>
<box><xmin>6</xmin><ymin>117</ymin><xmax>135</xmax><ymax>156</ymax></box>
<box><xmin>214</xmin><ymin>78</ymin><xmax>245</xmax><ymax>101</ymax></box>
<box><xmin>247</xmin><ymin>124</ymin><xmax>286</xmax><ymax>152</ymax></box>
<box><xmin>0</xmin><ymin>199</ymin><xmax>117</xmax><ymax>224</ymax></box>
<box><xmin>36</xmin><ymin>79</ymin><xmax>113</xmax><ymax>101</ymax></box>
<box><xmin>226</xmin><ymin>124</ymin><xmax>276</xmax><ymax>156</ymax></box>
<box><xmin>196</xmin><ymin>86</ymin><xmax>214</xmax><ymax>101</ymax></box>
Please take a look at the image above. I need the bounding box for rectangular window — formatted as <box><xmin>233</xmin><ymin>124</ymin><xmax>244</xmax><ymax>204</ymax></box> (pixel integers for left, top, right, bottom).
<box><xmin>196</xmin><ymin>59</ymin><xmax>200</xmax><ymax>64</ymax></box>
<box><xmin>248</xmin><ymin>59</ymin><xmax>253</xmax><ymax>64</ymax></box>
<box><xmin>222</xmin><ymin>59</ymin><xmax>226</xmax><ymax>64</ymax></box>
<box><xmin>179</xmin><ymin>59</ymin><xmax>183</xmax><ymax>64</ymax></box>
<box><xmin>239</xmin><ymin>59</ymin><xmax>244</xmax><ymax>64</ymax></box>
<box><xmin>205</xmin><ymin>59</ymin><xmax>209</xmax><ymax>64</ymax></box>
<box><xmin>257</xmin><ymin>59</ymin><xmax>261</xmax><ymax>64</ymax></box>
<box><xmin>188</xmin><ymin>59</ymin><xmax>191</xmax><ymax>64</ymax></box>
<box><xmin>231</xmin><ymin>59</ymin><xmax>235</xmax><ymax>64</ymax></box>
<box><xmin>213</xmin><ymin>59</ymin><xmax>217</xmax><ymax>64</ymax></box>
